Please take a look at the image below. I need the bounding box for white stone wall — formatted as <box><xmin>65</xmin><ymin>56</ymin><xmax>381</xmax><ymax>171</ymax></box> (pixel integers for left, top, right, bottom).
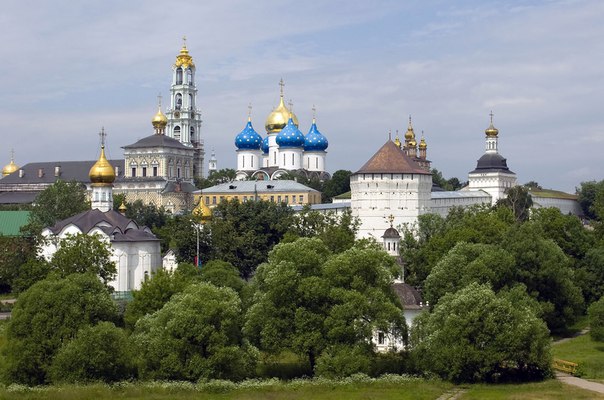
<box><xmin>278</xmin><ymin>148</ymin><xmax>303</xmax><ymax>170</ymax></box>
<box><xmin>110</xmin><ymin>241</ymin><xmax>161</xmax><ymax>291</ymax></box>
<box><xmin>236</xmin><ymin>150</ymin><xmax>261</xmax><ymax>172</ymax></box>
<box><xmin>468</xmin><ymin>171</ymin><xmax>517</xmax><ymax>205</ymax></box>
<box><xmin>532</xmin><ymin>196</ymin><xmax>582</xmax><ymax>216</ymax></box>
<box><xmin>303</xmin><ymin>151</ymin><xmax>326</xmax><ymax>172</ymax></box>
<box><xmin>429</xmin><ymin>192</ymin><xmax>492</xmax><ymax>218</ymax></box>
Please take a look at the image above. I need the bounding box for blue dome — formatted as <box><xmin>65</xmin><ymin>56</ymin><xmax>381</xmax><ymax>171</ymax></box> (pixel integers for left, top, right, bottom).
<box><xmin>276</xmin><ymin>118</ymin><xmax>305</xmax><ymax>148</ymax></box>
<box><xmin>304</xmin><ymin>121</ymin><xmax>328</xmax><ymax>151</ymax></box>
<box><xmin>262</xmin><ymin>136</ymin><xmax>269</xmax><ymax>154</ymax></box>
<box><xmin>235</xmin><ymin>120</ymin><xmax>262</xmax><ymax>150</ymax></box>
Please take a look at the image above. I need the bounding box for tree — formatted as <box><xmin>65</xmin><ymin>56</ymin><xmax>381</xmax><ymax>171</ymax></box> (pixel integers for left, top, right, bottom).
<box><xmin>412</xmin><ymin>283</ymin><xmax>551</xmax><ymax>383</ymax></box>
<box><xmin>577</xmin><ymin>246</ymin><xmax>604</xmax><ymax>305</ymax></box>
<box><xmin>50</xmin><ymin>234</ymin><xmax>116</xmax><ymax>286</ymax></box>
<box><xmin>245</xmin><ymin>238</ymin><xmax>405</xmax><ymax>374</ymax></box>
<box><xmin>2</xmin><ymin>274</ymin><xmax>117</xmax><ymax>385</ymax></box>
<box><xmin>124</xmin><ymin>263</ymin><xmax>202</xmax><ymax>329</ymax></box>
<box><xmin>524</xmin><ymin>181</ymin><xmax>542</xmax><ymax>190</ymax></box>
<box><xmin>10</xmin><ymin>257</ymin><xmax>51</xmax><ymax>294</ymax></box>
<box><xmin>531</xmin><ymin>208</ymin><xmax>594</xmax><ymax>260</ymax></box>
<box><xmin>200</xmin><ymin>260</ymin><xmax>246</xmax><ymax>295</ymax></box>
<box><xmin>131</xmin><ymin>282</ymin><xmax>257</xmax><ymax>381</ymax></box>
<box><xmin>588</xmin><ymin>296</ymin><xmax>604</xmax><ymax>342</ymax></box>
<box><xmin>194</xmin><ymin>168</ymin><xmax>237</xmax><ymax>189</ymax></box>
<box><xmin>497</xmin><ymin>185</ymin><xmax>533</xmax><ymax>222</ymax></box>
<box><xmin>122</xmin><ymin>199</ymin><xmax>169</xmax><ymax>230</ymax></box>
<box><xmin>0</xmin><ymin>236</ymin><xmax>36</xmax><ymax>293</ymax></box>
<box><xmin>423</xmin><ymin>242</ymin><xmax>515</xmax><ymax>306</ymax></box>
<box><xmin>23</xmin><ymin>180</ymin><xmax>89</xmax><ymax>236</ymax></box>
<box><xmin>49</xmin><ymin>322</ymin><xmax>134</xmax><ymax>383</ymax></box>
<box><xmin>288</xmin><ymin>206</ymin><xmax>359</xmax><ymax>253</ymax></box>
<box><xmin>577</xmin><ymin>180</ymin><xmax>604</xmax><ymax>220</ymax></box>
<box><xmin>322</xmin><ymin>170</ymin><xmax>352</xmax><ymax>199</ymax></box>
<box><xmin>430</xmin><ymin>168</ymin><xmax>462</xmax><ymax>191</ymax></box>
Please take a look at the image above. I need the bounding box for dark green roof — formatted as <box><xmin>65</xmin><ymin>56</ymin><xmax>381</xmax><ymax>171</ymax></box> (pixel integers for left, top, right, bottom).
<box><xmin>529</xmin><ymin>188</ymin><xmax>578</xmax><ymax>200</ymax></box>
<box><xmin>333</xmin><ymin>191</ymin><xmax>351</xmax><ymax>200</ymax></box>
<box><xmin>0</xmin><ymin>211</ymin><xmax>30</xmax><ymax>236</ymax></box>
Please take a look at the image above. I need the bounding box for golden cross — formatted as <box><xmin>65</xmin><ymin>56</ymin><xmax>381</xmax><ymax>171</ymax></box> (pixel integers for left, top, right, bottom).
<box><xmin>248</xmin><ymin>102</ymin><xmax>252</xmax><ymax>120</ymax></box>
<box><xmin>157</xmin><ymin>93</ymin><xmax>162</xmax><ymax>108</ymax></box>
<box><xmin>490</xmin><ymin>110</ymin><xmax>494</xmax><ymax>123</ymax></box>
<box><xmin>288</xmin><ymin>99</ymin><xmax>293</xmax><ymax>111</ymax></box>
<box><xmin>279</xmin><ymin>78</ymin><xmax>285</xmax><ymax>96</ymax></box>
<box><xmin>387</xmin><ymin>214</ymin><xmax>395</xmax><ymax>227</ymax></box>
<box><xmin>99</xmin><ymin>127</ymin><xmax>106</xmax><ymax>147</ymax></box>
<box><xmin>182</xmin><ymin>35</ymin><xmax>187</xmax><ymax>48</ymax></box>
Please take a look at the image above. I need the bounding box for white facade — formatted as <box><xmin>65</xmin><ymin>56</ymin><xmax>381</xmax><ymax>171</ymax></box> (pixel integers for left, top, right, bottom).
<box><xmin>468</xmin><ymin>171</ymin><xmax>517</xmax><ymax>205</ymax></box>
<box><xmin>303</xmin><ymin>151</ymin><xmax>326</xmax><ymax>172</ymax></box>
<box><xmin>278</xmin><ymin>148</ymin><xmax>303</xmax><ymax>170</ymax></box>
<box><xmin>236</xmin><ymin>150</ymin><xmax>262</xmax><ymax>172</ymax></box>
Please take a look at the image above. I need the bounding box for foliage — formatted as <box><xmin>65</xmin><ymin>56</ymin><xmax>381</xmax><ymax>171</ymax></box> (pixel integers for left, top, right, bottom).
<box><xmin>208</xmin><ymin>199</ymin><xmax>294</xmax><ymax>278</ymax></box>
<box><xmin>156</xmin><ymin>213</ymin><xmax>212</xmax><ymax>262</ymax></box>
<box><xmin>0</xmin><ymin>236</ymin><xmax>35</xmax><ymax>293</ymax></box>
<box><xmin>524</xmin><ymin>181</ymin><xmax>542</xmax><ymax>190</ymax></box>
<box><xmin>200</xmin><ymin>260</ymin><xmax>246</xmax><ymax>295</ymax></box>
<box><xmin>288</xmin><ymin>206</ymin><xmax>359</xmax><ymax>253</ymax></box>
<box><xmin>423</xmin><ymin>242</ymin><xmax>515</xmax><ymax>306</ymax></box>
<box><xmin>412</xmin><ymin>283</ymin><xmax>551</xmax><ymax>383</ymax></box>
<box><xmin>577</xmin><ymin>179</ymin><xmax>604</xmax><ymax>220</ymax></box>
<box><xmin>322</xmin><ymin>170</ymin><xmax>352</xmax><ymax>200</ymax></box>
<box><xmin>10</xmin><ymin>257</ymin><xmax>51</xmax><ymax>294</ymax></box>
<box><xmin>497</xmin><ymin>185</ymin><xmax>533</xmax><ymax>222</ymax></box>
<box><xmin>531</xmin><ymin>208</ymin><xmax>594</xmax><ymax>260</ymax></box>
<box><xmin>23</xmin><ymin>180</ymin><xmax>89</xmax><ymax>236</ymax></box>
<box><xmin>577</xmin><ymin>246</ymin><xmax>604</xmax><ymax>304</ymax></box>
<box><xmin>195</xmin><ymin>168</ymin><xmax>237</xmax><ymax>189</ymax></box>
<box><xmin>122</xmin><ymin>199</ymin><xmax>169</xmax><ymax>230</ymax></box>
<box><xmin>124</xmin><ymin>263</ymin><xmax>202</xmax><ymax>330</ymax></box>
<box><xmin>245</xmin><ymin>238</ymin><xmax>405</xmax><ymax>374</ymax></box>
<box><xmin>314</xmin><ymin>345</ymin><xmax>373</xmax><ymax>378</ymax></box>
<box><xmin>49</xmin><ymin>322</ymin><xmax>135</xmax><ymax>383</ymax></box>
<box><xmin>2</xmin><ymin>274</ymin><xmax>117</xmax><ymax>385</ymax></box>
<box><xmin>431</xmin><ymin>168</ymin><xmax>463</xmax><ymax>191</ymax></box>
<box><xmin>131</xmin><ymin>282</ymin><xmax>257</xmax><ymax>381</ymax></box>
<box><xmin>49</xmin><ymin>234</ymin><xmax>116</xmax><ymax>285</ymax></box>
<box><xmin>589</xmin><ymin>297</ymin><xmax>604</xmax><ymax>342</ymax></box>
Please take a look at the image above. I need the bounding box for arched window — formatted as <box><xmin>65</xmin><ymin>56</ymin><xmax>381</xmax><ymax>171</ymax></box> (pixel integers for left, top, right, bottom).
<box><xmin>130</xmin><ymin>162</ymin><xmax>137</xmax><ymax>177</ymax></box>
<box><xmin>174</xmin><ymin>126</ymin><xmax>181</xmax><ymax>141</ymax></box>
<box><xmin>176</xmin><ymin>68</ymin><xmax>183</xmax><ymax>84</ymax></box>
<box><xmin>175</xmin><ymin>93</ymin><xmax>182</xmax><ymax>110</ymax></box>
<box><xmin>190</xmin><ymin>126</ymin><xmax>195</xmax><ymax>142</ymax></box>
<box><xmin>186</xmin><ymin>69</ymin><xmax>192</xmax><ymax>85</ymax></box>
<box><xmin>188</xmin><ymin>94</ymin><xmax>193</xmax><ymax>109</ymax></box>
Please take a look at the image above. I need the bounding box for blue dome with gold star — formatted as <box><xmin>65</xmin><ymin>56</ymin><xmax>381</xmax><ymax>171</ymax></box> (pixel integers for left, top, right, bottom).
<box><xmin>304</xmin><ymin>120</ymin><xmax>328</xmax><ymax>151</ymax></box>
<box><xmin>276</xmin><ymin>118</ymin><xmax>305</xmax><ymax>148</ymax></box>
<box><xmin>235</xmin><ymin>120</ymin><xmax>262</xmax><ymax>150</ymax></box>
<box><xmin>262</xmin><ymin>136</ymin><xmax>269</xmax><ymax>154</ymax></box>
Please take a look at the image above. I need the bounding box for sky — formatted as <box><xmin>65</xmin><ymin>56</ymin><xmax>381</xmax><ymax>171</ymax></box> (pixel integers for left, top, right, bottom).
<box><xmin>0</xmin><ymin>0</ymin><xmax>602</xmax><ymax>193</ymax></box>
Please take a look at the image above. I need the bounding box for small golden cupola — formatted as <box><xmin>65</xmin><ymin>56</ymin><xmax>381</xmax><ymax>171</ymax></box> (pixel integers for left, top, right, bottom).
<box><xmin>152</xmin><ymin>95</ymin><xmax>168</xmax><ymax>134</ymax></box>
<box><xmin>485</xmin><ymin>111</ymin><xmax>499</xmax><ymax>137</ymax></box>
<box><xmin>2</xmin><ymin>150</ymin><xmax>19</xmax><ymax>177</ymax></box>
<box><xmin>174</xmin><ymin>37</ymin><xmax>195</xmax><ymax>69</ymax></box>
<box><xmin>394</xmin><ymin>130</ymin><xmax>402</xmax><ymax>149</ymax></box>
<box><xmin>192</xmin><ymin>198</ymin><xmax>212</xmax><ymax>224</ymax></box>
<box><xmin>265</xmin><ymin>78</ymin><xmax>299</xmax><ymax>133</ymax></box>
<box><xmin>404</xmin><ymin>115</ymin><xmax>415</xmax><ymax>141</ymax></box>
<box><xmin>419</xmin><ymin>135</ymin><xmax>427</xmax><ymax>150</ymax></box>
<box><xmin>89</xmin><ymin>129</ymin><xmax>116</xmax><ymax>186</ymax></box>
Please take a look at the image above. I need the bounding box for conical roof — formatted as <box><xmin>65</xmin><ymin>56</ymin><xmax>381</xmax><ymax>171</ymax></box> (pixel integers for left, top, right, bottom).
<box><xmin>355</xmin><ymin>140</ymin><xmax>430</xmax><ymax>175</ymax></box>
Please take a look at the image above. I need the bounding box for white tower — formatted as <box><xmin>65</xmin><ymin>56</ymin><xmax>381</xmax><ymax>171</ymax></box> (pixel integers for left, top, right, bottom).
<box><xmin>166</xmin><ymin>37</ymin><xmax>205</xmax><ymax>178</ymax></box>
<box><xmin>382</xmin><ymin>216</ymin><xmax>401</xmax><ymax>257</ymax></box>
<box><xmin>303</xmin><ymin>107</ymin><xmax>329</xmax><ymax>173</ymax></box>
<box><xmin>208</xmin><ymin>149</ymin><xmax>217</xmax><ymax>175</ymax></box>
<box><xmin>468</xmin><ymin>112</ymin><xmax>517</xmax><ymax>204</ymax></box>
<box><xmin>89</xmin><ymin>128</ymin><xmax>116</xmax><ymax>212</ymax></box>
<box><xmin>235</xmin><ymin>106</ymin><xmax>263</xmax><ymax>179</ymax></box>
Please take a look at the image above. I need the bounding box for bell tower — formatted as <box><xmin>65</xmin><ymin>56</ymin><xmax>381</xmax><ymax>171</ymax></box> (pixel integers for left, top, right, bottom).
<box><xmin>166</xmin><ymin>37</ymin><xmax>205</xmax><ymax>178</ymax></box>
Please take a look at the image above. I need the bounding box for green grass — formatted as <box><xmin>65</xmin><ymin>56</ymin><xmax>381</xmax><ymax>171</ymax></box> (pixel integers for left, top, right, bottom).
<box><xmin>552</xmin><ymin>333</ymin><xmax>604</xmax><ymax>379</ymax></box>
<box><xmin>461</xmin><ymin>379</ymin><xmax>604</xmax><ymax>399</ymax></box>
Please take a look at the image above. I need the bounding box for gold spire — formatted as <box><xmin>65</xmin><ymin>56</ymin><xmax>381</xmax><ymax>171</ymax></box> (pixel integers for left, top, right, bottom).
<box><xmin>89</xmin><ymin>128</ymin><xmax>116</xmax><ymax>185</ymax></box>
<box><xmin>312</xmin><ymin>104</ymin><xmax>316</xmax><ymax>124</ymax></box>
<box><xmin>174</xmin><ymin>36</ymin><xmax>195</xmax><ymax>68</ymax></box>
<box><xmin>485</xmin><ymin>111</ymin><xmax>499</xmax><ymax>137</ymax></box>
<box><xmin>394</xmin><ymin>130</ymin><xmax>402</xmax><ymax>149</ymax></box>
<box><xmin>404</xmin><ymin>115</ymin><xmax>415</xmax><ymax>141</ymax></box>
<box><xmin>2</xmin><ymin>149</ymin><xmax>19</xmax><ymax>177</ymax></box>
<box><xmin>192</xmin><ymin>198</ymin><xmax>212</xmax><ymax>224</ymax></box>
<box><xmin>152</xmin><ymin>94</ymin><xmax>168</xmax><ymax>132</ymax></box>
<box><xmin>248</xmin><ymin>102</ymin><xmax>252</xmax><ymax>122</ymax></box>
<box><xmin>118</xmin><ymin>201</ymin><xmax>127</xmax><ymax>215</ymax></box>
<box><xmin>265</xmin><ymin>79</ymin><xmax>299</xmax><ymax>133</ymax></box>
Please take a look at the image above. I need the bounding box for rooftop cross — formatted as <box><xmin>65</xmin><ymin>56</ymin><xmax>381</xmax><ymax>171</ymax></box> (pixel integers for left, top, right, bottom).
<box><xmin>99</xmin><ymin>127</ymin><xmax>107</xmax><ymax>148</ymax></box>
<box><xmin>279</xmin><ymin>78</ymin><xmax>285</xmax><ymax>97</ymax></box>
<box><xmin>157</xmin><ymin>93</ymin><xmax>162</xmax><ymax>108</ymax></box>
<box><xmin>490</xmin><ymin>110</ymin><xmax>494</xmax><ymax>124</ymax></box>
<box><xmin>182</xmin><ymin>35</ymin><xmax>187</xmax><ymax>48</ymax></box>
<box><xmin>248</xmin><ymin>102</ymin><xmax>252</xmax><ymax>121</ymax></box>
<box><xmin>312</xmin><ymin>104</ymin><xmax>316</xmax><ymax>121</ymax></box>
<box><xmin>387</xmin><ymin>214</ymin><xmax>395</xmax><ymax>227</ymax></box>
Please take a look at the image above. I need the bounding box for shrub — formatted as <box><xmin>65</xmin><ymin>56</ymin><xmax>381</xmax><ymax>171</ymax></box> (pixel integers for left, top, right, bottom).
<box><xmin>588</xmin><ymin>297</ymin><xmax>604</xmax><ymax>341</ymax></box>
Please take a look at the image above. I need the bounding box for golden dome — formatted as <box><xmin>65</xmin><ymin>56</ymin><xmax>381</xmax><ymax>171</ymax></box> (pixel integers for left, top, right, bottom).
<box><xmin>2</xmin><ymin>156</ymin><xmax>18</xmax><ymax>177</ymax></box>
<box><xmin>174</xmin><ymin>38</ymin><xmax>195</xmax><ymax>69</ymax></box>
<box><xmin>152</xmin><ymin>106</ymin><xmax>168</xmax><ymax>129</ymax></box>
<box><xmin>394</xmin><ymin>136</ymin><xmax>402</xmax><ymax>149</ymax></box>
<box><xmin>404</xmin><ymin>116</ymin><xmax>415</xmax><ymax>141</ymax></box>
<box><xmin>485</xmin><ymin>111</ymin><xmax>499</xmax><ymax>137</ymax></box>
<box><xmin>265</xmin><ymin>95</ymin><xmax>299</xmax><ymax>133</ymax></box>
<box><xmin>118</xmin><ymin>201</ymin><xmax>127</xmax><ymax>214</ymax></box>
<box><xmin>192</xmin><ymin>199</ymin><xmax>212</xmax><ymax>224</ymax></box>
<box><xmin>419</xmin><ymin>136</ymin><xmax>427</xmax><ymax>149</ymax></box>
<box><xmin>409</xmin><ymin>139</ymin><xmax>417</xmax><ymax>147</ymax></box>
<box><xmin>89</xmin><ymin>145</ymin><xmax>116</xmax><ymax>185</ymax></box>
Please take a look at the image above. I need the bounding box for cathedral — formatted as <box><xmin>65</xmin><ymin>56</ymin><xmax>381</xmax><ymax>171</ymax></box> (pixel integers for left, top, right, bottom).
<box><xmin>234</xmin><ymin>80</ymin><xmax>330</xmax><ymax>181</ymax></box>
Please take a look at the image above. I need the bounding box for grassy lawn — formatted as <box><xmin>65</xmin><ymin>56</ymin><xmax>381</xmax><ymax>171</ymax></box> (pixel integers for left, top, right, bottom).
<box><xmin>461</xmin><ymin>379</ymin><xmax>604</xmax><ymax>399</ymax></box>
<box><xmin>552</xmin><ymin>333</ymin><xmax>604</xmax><ymax>379</ymax></box>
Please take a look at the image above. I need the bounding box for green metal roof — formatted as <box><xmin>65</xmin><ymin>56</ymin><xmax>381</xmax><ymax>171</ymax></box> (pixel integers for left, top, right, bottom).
<box><xmin>0</xmin><ymin>211</ymin><xmax>30</xmax><ymax>236</ymax></box>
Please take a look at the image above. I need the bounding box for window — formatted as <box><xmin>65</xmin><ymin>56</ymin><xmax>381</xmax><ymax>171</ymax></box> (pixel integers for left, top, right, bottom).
<box><xmin>285</xmin><ymin>195</ymin><xmax>289</xmax><ymax>204</ymax></box>
<box><xmin>242</xmin><ymin>156</ymin><xmax>245</xmax><ymax>169</ymax></box>
<box><xmin>188</xmin><ymin>94</ymin><xmax>193</xmax><ymax>109</ymax></box>
<box><xmin>142</xmin><ymin>167</ymin><xmax>147</xmax><ymax>177</ymax></box>
<box><xmin>292</xmin><ymin>154</ymin><xmax>294</xmax><ymax>164</ymax></box>
<box><xmin>174</xmin><ymin>126</ymin><xmax>181</xmax><ymax>141</ymax></box>
<box><xmin>243</xmin><ymin>196</ymin><xmax>247</xmax><ymax>202</ymax></box>
<box><xmin>175</xmin><ymin>93</ymin><xmax>182</xmax><ymax>110</ymax></box>
<box><xmin>316</xmin><ymin>157</ymin><xmax>318</xmax><ymax>169</ymax></box>
<box><xmin>378</xmin><ymin>331</ymin><xmax>385</xmax><ymax>345</ymax></box>
<box><xmin>131</xmin><ymin>167</ymin><xmax>136</xmax><ymax>177</ymax></box>
<box><xmin>277</xmin><ymin>195</ymin><xmax>282</xmax><ymax>203</ymax></box>
<box><xmin>292</xmin><ymin>196</ymin><xmax>297</xmax><ymax>204</ymax></box>
<box><xmin>212</xmin><ymin>196</ymin><xmax>216</xmax><ymax>204</ymax></box>
<box><xmin>220</xmin><ymin>196</ymin><xmax>225</xmax><ymax>202</ymax></box>
<box><xmin>251</xmin><ymin>157</ymin><xmax>254</xmax><ymax>168</ymax></box>
<box><xmin>273</xmin><ymin>152</ymin><xmax>277</xmax><ymax>165</ymax></box>
<box><xmin>176</xmin><ymin>68</ymin><xmax>183</xmax><ymax>84</ymax></box>
<box><xmin>190</xmin><ymin>126</ymin><xmax>195</xmax><ymax>142</ymax></box>
<box><xmin>299</xmin><ymin>195</ymin><xmax>304</xmax><ymax>203</ymax></box>
<box><xmin>205</xmin><ymin>196</ymin><xmax>209</xmax><ymax>205</ymax></box>
<box><xmin>270</xmin><ymin>195</ymin><xmax>274</xmax><ymax>202</ymax></box>
<box><xmin>387</xmin><ymin>242</ymin><xmax>391</xmax><ymax>251</ymax></box>
<box><xmin>283</xmin><ymin>154</ymin><xmax>286</xmax><ymax>165</ymax></box>
<box><xmin>186</xmin><ymin>69</ymin><xmax>192</xmax><ymax>85</ymax></box>
<box><xmin>152</xmin><ymin>166</ymin><xmax>158</xmax><ymax>177</ymax></box>
<box><xmin>177</xmin><ymin>167</ymin><xmax>181</xmax><ymax>178</ymax></box>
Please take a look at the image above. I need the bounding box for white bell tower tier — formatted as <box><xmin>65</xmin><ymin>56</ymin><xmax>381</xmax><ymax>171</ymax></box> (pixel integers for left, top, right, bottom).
<box><xmin>89</xmin><ymin>128</ymin><xmax>116</xmax><ymax>212</ymax></box>
<box><xmin>166</xmin><ymin>37</ymin><xmax>205</xmax><ymax>178</ymax></box>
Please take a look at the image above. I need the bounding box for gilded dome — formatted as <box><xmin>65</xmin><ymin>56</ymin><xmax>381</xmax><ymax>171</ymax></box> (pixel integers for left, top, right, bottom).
<box><xmin>152</xmin><ymin>106</ymin><xmax>168</xmax><ymax>129</ymax></box>
<box><xmin>394</xmin><ymin>136</ymin><xmax>402</xmax><ymax>149</ymax></box>
<box><xmin>265</xmin><ymin>96</ymin><xmax>298</xmax><ymax>133</ymax></box>
<box><xmin>419</xmin><ymin>136</ymin><xmax>427</xmax><ymax>149</ymax></box>
<box><xmin>192</xmin><ymin>199</ymin><xmax>212</xmax><ymax>224</ymax></box>
<box><xmin>89</xmin><ymin>145</ymin><xmax>116</xmax><ymax>185</ymax></box>
<box><xmin>2</xmin><ymin>159</ymin><xmax>18</xmax><ymax>177</ymax></box>
<box><xmin>485</xmin><ymin>122</ymin><xmax>499</xmax><ymax>137</ymax></box>
<box><xmin>174</xmin><ymin>41</ymin><xmax>195</xmax><ymax>69</ymax></box>
<box><xmin>404</xmin><ymin>116</ymin><xmax>415</xmax><ymax>141</ymax></box>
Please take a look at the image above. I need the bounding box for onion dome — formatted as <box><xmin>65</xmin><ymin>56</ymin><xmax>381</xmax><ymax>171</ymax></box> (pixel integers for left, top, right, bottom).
<box><xmin>89</xmin><ymin>145</ymin><xmax>115</xmax><ymax>185</ymax></box>
<box><xmin>192</xmin><ymin>199</ymin><xmax>212</xmax><ymax>224</ymax></box>
<box><xmin>419</xmin><ymin>136</ymin><xmax>427</xmax><ymax>150</ymax></box>
<box><xmin>404</xmin><ymin>116</ymin><xmax>415</xmax><ymax>141</ymax></box>
<box><xmin>276</xmin><ymin>117</ymin><xmax>305</xmax><ymax>148</ymax></box>
<box><xmin>235</xmin><ymin>117</ymin><xmax>263</xmax><ymax>150</ymax></box>
<box><xmin>409</xmin><ymin>139</ymin><xmax>417</xmax><ymax>147</ymax></box>
<box><xmin>2</xmin><ymin>152</ymin><xmax>18</xmax><ymax>177</ymax></box>
<box><xmin>394</xmin><ymin>136</ymin><xmax>402</xmax><ymax>149</ymax></box>
<box><xmin>485</xmin><ymin>111</ymin><xmax>499</xmax><ymax>137</ymax></box>
<box><xmin>174</xmin><ymin>38</ymin><xmax>194</xmax><ymax>69</ymax></box>
<box><xmin>152</xmin><ymin>106</ymin><xmax>168</xmax><ymax>131</ymax></box>
<box><xmin>262</xmin><ymin>136</ymin><xmax>269</xmax><ymax>154</ymax></box>
<box><xmin>118</xmin><ymin>201</ymin><xmax>127</xmax><ymax>215</ymax></box>
<box><xmin>265</xmin><ymin>80</ymin><xmax>299</xmax><ymax>133</ymax></box>
<box><xmin>304</xmin><ymin>118</ymin><xmax>328</xmax><ymax>151</ymax></box>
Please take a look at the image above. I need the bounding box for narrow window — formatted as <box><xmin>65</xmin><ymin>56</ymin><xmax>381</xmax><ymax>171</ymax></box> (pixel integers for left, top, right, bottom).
<box><xmin>142</xmin><ymin>167</ymin><xmax>147</xmax><ymax>177</ymax></box>
<box><xmin>153</xmin><ymin>166</ymin><xmax>158</xmax><ymax>177</ymax></box>
<box><xmin>176</xmin><ymin>68</ymin><xmax>183</xmax><ymax>84</ymax></box>
<box><xmin>131</xmin><ymin>167</ymin><xmax>136</xmax><ymax>177</ymax></box>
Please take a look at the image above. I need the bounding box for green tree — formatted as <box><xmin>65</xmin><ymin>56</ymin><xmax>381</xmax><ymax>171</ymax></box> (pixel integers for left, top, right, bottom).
<box><xmin>322</xmin><ymin>170</ymin><xmax>352</xmax><ymax>199</ymax></box>
<box><xmin>122</xmin><ymin>199</ymin><xmax>169</xmax><ymax>230</ymax></box>
<box><xmin>0</xmin><ymin>236</ymin><xmax>35</xmax><ymax>293</ymax></box>
<box><xmin>531</xmin><ymin>208</ymin><xmax>594</xmax><ymax>260</ymax></box>
<box><xmin>200</xmin><ymin>260</ymin><xmax>246</xmax><ymax>295</ymax></box>
<box><xmin>10</xmin><ymin>257</ymin><xmax>51</xmax><ymax>294</ymax></box>
<box><xmin>49</xmin><ymin>322</ymin><xmax>134</xmax><ymax>383</ymax></box>
<box><xmin>194</xmin><ymin>168</ymin><xmax>237</xmax><ymax>189</ymax></box>
<box><xmin>588</xmin><ymin>296</ymin><xmax>604</xmax><ymax>341</ymax></box>
<box><xmin>524</xmin><ymin>181</ymin><xmax>542</xmax><ymax>190</ymax></box>
<box><xmin>577</xmin><ymin>180</ymin><xmax>604</xmax><ymax>220</ymax></box>
<box><xmin>131</xmin><ymin>282</ymin><xmax>257</xmax><ymax>381</ymax></box>
<box><xmin>124</xmin><ymin>263</ymin><xmax>202</xmax><ymax>329</ymax></box>
<box><xmin>423</xmin><ymin>242</ymin><xmax>515</xmax><ymax>306</ymax></box>
<box><xmin>2</xmin><ymin>274</ymin><xmax>117</xmax><ymax>385</ymax></box>
<box><xmin>577</xmin><ymin>246</ymin><xmax>604</xmax><ymax>305</ymax></box>
<box><xmin>289</xmin><ymin>206</ymin><xmax>359</xmax><ymax>253</ymax></box>
<box><xmin>497</xmin><ymin>185</ymin><xmax>533</xmax><ymax>222</ymax></box>
<box><xmin>50</xmin><ymin>234</ymin><xmax>116</xmax><ymax>286</ymax></box>
<box><xmin>23</xmin><ymin>180</ymin><xmax>89</xmax><ymax>236</ymax></box>
<box><xmin>412</xmin><ymin>283</ymin><xmax>551</xmax><ymax>383</ymax></box>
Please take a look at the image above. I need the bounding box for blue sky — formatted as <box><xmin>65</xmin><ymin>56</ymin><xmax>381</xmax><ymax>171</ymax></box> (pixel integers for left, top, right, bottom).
<box><xmin>1</xmin><ymin>0</ymin><xmax>602</xmax><ymax>192</ymax></box>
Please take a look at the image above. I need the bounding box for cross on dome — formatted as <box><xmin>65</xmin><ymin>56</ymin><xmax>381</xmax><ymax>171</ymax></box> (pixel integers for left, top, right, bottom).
<box><xmin>279</xmin><ymin>78</ymin><xmax>285</xmax><ymax>97</ymax></box>
<box><xmin>99</xmin><ymin>127</ymin><xmax>107</xmax><ymax>148</ymax></box>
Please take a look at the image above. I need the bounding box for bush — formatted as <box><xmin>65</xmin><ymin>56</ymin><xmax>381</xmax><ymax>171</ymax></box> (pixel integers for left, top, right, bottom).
<box><xmin>314</xmin><ymin>345</ymin><xmax>373</xmax><ymax>378</ymax></box>
<box><xmin>588</xmin><ymin>297</ymin><xmax>604</xmax><ymax>341</ymax></box>
<box><xmin>49</xmin><ymin>322</ymin><xmax>135</xmax><ymax>383</ymax></box>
